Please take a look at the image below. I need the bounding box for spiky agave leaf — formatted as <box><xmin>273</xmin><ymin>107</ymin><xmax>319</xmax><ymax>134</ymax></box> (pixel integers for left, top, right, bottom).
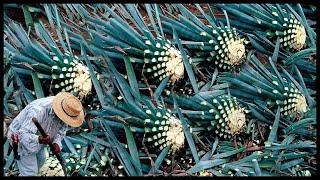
<box><xmin>216</xmin><ymin>4</ymin><xmax>309</xmax><ymax>51</ymax></box>
<box><xmin>218</xmin><ymin>52</ymin><xmax>309</xmax><ymax>119</ymax></box>
<box><xmin>3</xmin><ymin>47</ymin><xmax>14</xmax><ymax>73</ymax></box>
<box><xmin>144</xmin><ymin>105</ymin><xmax>185</xmax><ymax>154</ymax></box>
<box><xmin>4</xmin><ymin>21</ymin><xmax>95</xmax><ymax>98</ymax></box>
<box><xmin>160</xmin><ymin>4</ymin><xmax>248</xmax><ymax>71</ymax></box>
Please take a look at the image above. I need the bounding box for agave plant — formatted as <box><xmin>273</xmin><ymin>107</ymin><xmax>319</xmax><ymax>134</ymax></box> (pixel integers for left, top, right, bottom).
<box><xmin>96</xmin><ymin>58</ymin><xmax>186</xmax><ymax>155</ymax></box>
<box><xmin>167</xmin><ymin>92</ymin><xmax>249</xmax><ymax>140</ymax></box>
<box><xmin>215</xmin><ymin>4</ymin><xmax>314</xmax><ymax>52</ymax></box>
<box><xmin>62</xmin><ymin>4</ymin><xmax>186</xmax><ymax>88</ymax></box>
<box><xmin>4</xmin><ymin>21</ymin><xmax>94</xmax><ymax>99</ymax></box>
<box><xmin>102</xmin><ymin>95</ymin><xmax>185</xmax><ymax>155</ymax></box>
<box><xmin>62</xmin><ymin>143</ymin><xmax>112</xmax><ymax>176</ymax></box>
<box><xmin>160</xmin><ymin>4</ymin><xmax>249</xmax><ymax>71</ymax></box>
<box><xmin>217</xmin><ymin>49</ymin><xmax>314</xmax><ymax>119</ymax></box>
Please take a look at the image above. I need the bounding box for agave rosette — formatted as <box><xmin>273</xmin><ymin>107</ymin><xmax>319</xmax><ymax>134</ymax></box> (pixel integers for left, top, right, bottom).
<box><xmin>66</xmin><ymin>4</ymin><xmax>186</xmax><ymax>87</ymax></box>
<box><xmin>170</xmin><ymin>93</ymin><xmax>248</xmax><ymax>139</ymax></box>
<box><xmin>101</xmin><ymin>59</ymin><xmax>186</xmax><ymax>155</ymax></box>
<box><xmin>216</xmin><ymin>4</ymin><xmax>311</xmax><ymax>51</ymax></box>
<box><xmin>103</xmin><ymin>97</ymin><xmax>185</xmax><ymax>154</ymax></box>
<box><xmin>4</xmin><ymin>21</ymin><xmax>94</xmax><ymax>98</ymax></box>
<box><xmin>217</xmin><ymin>51</ymin><xmax>313</xmax><ymax>119</ymax></box>
<box><xmin>160</xmin><ymin>4</ymin><xmax>248</xmax><ymax>71</ymax></box>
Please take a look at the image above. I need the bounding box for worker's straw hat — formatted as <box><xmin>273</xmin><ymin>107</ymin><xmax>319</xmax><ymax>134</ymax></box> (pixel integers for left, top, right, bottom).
<box><xmin>52</xmin><ymin>92</ymin><xmax>84</xmax><ymax>127</ymax></box>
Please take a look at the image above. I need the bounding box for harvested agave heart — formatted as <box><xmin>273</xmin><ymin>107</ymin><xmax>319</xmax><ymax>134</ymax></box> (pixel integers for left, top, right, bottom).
<box><xmin>51</xmin><ymin>53</ymin><xmax>94</xmax><ymax>98</ymax></box>
<box><xmin>144</xmin><ymin>106</ymin><xmax>185</xmax><ymax>154</ymax></box>
<box><xmin>198</xmin><ymin>95</ymin><xmax>248</xmax><ymax>139</ymax></box>
<box><xmin>144</xmin><ymin>37</ymin><xmax>184</xmax><ymax>86</ymax></box>
<box><xmin>277</xmin><ymin>17</ymin><xmax>306</xmax><ymax>51</ymax></box>
<box><xmin>205</xmin><ymin>26</ymin><xmax>247</xmax><ymax>71</ymax></box>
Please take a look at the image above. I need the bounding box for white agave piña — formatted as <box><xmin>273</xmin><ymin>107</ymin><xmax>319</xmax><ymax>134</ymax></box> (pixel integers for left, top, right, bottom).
<box><xmin>171</xmin><ymin>94</ymin><xmax>248</xmax><ymax>140</ymax></box>
<box><xmin>51</xmin><ymin>53</ymin><xmax>94</xmax><ymax>98</ymax></box>
<box><xmin>4</xmin><ymin>22</ymin><xmax>96</xmax><ymax>99</ymax></box>
<box><xmin>144</xmin><ymin>37</ymin><xmax>184</xmax><ymax>85</ymax></box>
<box><xmin>202</xmin><ymin>95</ymin><xmax>248</xmax><ymax>139</ymax></box>
<box><xmin>278</xmin><ymin>17</ymin><xmax>306</xmax><ymax>51</ymax></box>
<box><xmin>204</xmin><ymin>26</ymin><xmax>248</xmax><ymax>71</ymax></box>
<box><xmin>63</xmin><ymin>144</ymin><xmax>110</xmax><ymax>175</ymax></box>
<box><xmin>272</xmin><ymin>78</ymin><xmax>308</xmax><ymax>118</ymax></box>
<box><xmin>144</xmin><ymin>106</ymin><xmax>185</xmax><ymax>154</ymax></box>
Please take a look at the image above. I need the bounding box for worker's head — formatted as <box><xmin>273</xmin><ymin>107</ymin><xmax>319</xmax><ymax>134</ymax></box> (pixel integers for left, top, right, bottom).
<box><xmin>52</xmin><ymin>92</ymin><xmax>84</xmax><ymax>127</ymax></box>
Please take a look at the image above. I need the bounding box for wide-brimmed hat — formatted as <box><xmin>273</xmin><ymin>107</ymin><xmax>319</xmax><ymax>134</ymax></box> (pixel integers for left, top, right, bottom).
<box><xmin>52</xmin><ymin>92</ymin><xmax>84</xmax><ymax>127</ymax></box>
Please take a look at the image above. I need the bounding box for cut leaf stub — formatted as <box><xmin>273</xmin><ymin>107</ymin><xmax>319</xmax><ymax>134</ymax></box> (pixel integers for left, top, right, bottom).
<box><xmin>144</xmin><ymin>37</ymin><xmax>184</xmax><ymax>86</ymax></box>
<box><xmin>279</xmin><ymin>85</ymin><xmax>308</xmax><ymax>119</ymax></box>
<box><xmin>38</xmin><ymin>155</ymin><xmax>65</xmax><ymax>176</ymax></box>
<box><xmin>144</xmin><ymin>107</ymin><xmax>185</xmax><ymax>154</ymax></box>
<box><xmin>51</xmin><ymin>53</ymin><xmax>93</xmax><ymax>98</ymax></box>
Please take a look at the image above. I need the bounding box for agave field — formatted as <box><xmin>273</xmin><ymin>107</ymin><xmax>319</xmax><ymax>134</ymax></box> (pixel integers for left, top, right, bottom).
<box><xmin>3</xmin><ymin>3</ymin><xmax>317</xmax><ymax>176</ymax></box>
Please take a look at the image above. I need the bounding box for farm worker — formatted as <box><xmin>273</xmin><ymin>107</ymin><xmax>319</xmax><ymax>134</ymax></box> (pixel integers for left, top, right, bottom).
<box><xmin>7</xmin><ymin>92</ymin><xmax>84</xmax><ymax>176</ymax></box>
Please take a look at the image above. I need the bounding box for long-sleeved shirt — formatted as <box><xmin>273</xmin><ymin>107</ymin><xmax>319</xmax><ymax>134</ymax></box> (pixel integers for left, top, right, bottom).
<box><xmin>7</xmin><ymin>96</ymin><xmax>68</xmax><ymax>156</ymax></box>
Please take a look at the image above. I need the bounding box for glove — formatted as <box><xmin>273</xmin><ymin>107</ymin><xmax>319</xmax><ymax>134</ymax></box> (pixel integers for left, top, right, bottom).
<box><xmin>11</xmin><ymin>134</ymin><xmax>19</xmax><ymax>144</ymax></box>
<box><xmin>52</xmin><ymin>143</ymin><xmax>61</xmax><ymax>155</ymax></box>
<box><xmin>39</xmin><ymin>135</ymin><xmax>51</xmax><ymax>144</ymax></box>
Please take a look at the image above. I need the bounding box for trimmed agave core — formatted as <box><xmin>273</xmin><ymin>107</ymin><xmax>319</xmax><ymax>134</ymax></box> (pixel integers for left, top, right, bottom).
<box><xmin>144</xmin><ymin>107</ymin><xmax>185</xmax><ymax>154</ymax></box>
<box><xmin>207</xmin><ymin>26</ymin><xmax>247</xmax><ymax>71</ymax></box>
<box><xmin>279</xmin><ymin>17</ymin><xmax>306</xmax><ymax>51</ymax></box>
<box><xmin>51</xmin><ymin>53</ymin><xmax>93</xmax><ymax>97</ymax></box>
<box><xmin>38</xmin><ymin>155</ymin><xmax>64</xmax><ymax>176</ymax></box>
<box><xmin>279</xmin><ymin>85</ymin><xmax>308</xmax><ymax>118</ymax></box>
<box><xmin>144</xmin><ymin>37</ymin><xmax>184</xmax><ymax>85</ymax></box>
<box><xmin>202</xmin><ymin>95</ymin><xmax>247</xmax><ymax>139</ymax></box>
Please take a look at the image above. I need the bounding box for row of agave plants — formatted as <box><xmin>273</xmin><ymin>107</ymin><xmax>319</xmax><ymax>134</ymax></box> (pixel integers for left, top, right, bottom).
<box><xmin>3</xmin><ymin>3</ymin><xmax>316</xmax><ymax>176</ymax></box>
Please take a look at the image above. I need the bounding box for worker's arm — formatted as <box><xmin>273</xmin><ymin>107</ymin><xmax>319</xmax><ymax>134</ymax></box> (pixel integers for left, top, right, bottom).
<box><xmin>52</xmin><ymin>122</ymin><xmax>68</xmax><ymax>151</ymax></box>
<box><xmin>18</xmin><ymin>108</ymin><xmax>45</xmax><ymax>155</ymax></box>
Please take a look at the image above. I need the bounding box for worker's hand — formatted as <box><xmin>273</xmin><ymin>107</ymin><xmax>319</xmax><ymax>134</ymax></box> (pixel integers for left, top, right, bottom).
<box><xmin>52</xmin><ymin>143</ymin><xmax>61</xmax><ymax>155</ymax></box>
<box><xmin>39</xmin><ymin>135</ymin><xmax>51</xmax><ymax>144</ymax></box>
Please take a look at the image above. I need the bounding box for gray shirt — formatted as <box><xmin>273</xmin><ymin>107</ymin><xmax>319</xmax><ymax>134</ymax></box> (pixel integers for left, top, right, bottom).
<box><xmin>7</xmin><ymin>96</ymin><xmax>68</xmax><ymax>156</ymax></box>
